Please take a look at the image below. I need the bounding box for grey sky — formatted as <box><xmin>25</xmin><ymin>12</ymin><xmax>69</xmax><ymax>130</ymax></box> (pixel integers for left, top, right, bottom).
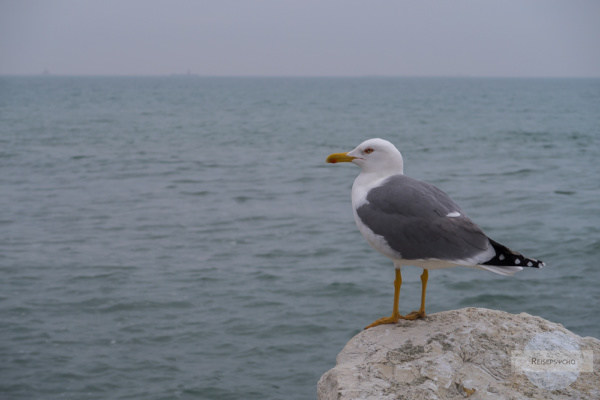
<box><xmin>1</xmin><ymin>0</ymin><xmax>599</xmax><ymax>77</ymax></box>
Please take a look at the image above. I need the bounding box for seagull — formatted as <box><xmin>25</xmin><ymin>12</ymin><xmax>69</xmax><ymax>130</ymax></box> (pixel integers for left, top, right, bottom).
<box><xmin>326</xmin><ymin>138</ymin><xmax>545</xmax><ymax>329</ymax></box>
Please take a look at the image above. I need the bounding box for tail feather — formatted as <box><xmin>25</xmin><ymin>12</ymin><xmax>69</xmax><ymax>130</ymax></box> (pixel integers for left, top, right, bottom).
<box><xmin>482</xmin><ymin>238</ymin><xmax>545</xmax><ymax>270</ymax></box>
<box><xmin>476</xmin><ymin>265</ymin><xmax>523</xmax><ymax>276</ymax></box>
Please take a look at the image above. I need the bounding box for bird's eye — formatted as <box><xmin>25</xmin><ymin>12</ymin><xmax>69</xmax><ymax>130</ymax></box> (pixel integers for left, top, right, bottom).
<box><xmin>364</xmin><ymin>148</ymin><xmax>374</xmax><ymax>154</ymax></box>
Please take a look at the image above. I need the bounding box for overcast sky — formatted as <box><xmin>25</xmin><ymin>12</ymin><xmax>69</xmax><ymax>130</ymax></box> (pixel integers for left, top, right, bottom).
<box><xmin>1</xmin><ymin>0</ymin><xmax>599</xmax><ymax>77</ymax></box>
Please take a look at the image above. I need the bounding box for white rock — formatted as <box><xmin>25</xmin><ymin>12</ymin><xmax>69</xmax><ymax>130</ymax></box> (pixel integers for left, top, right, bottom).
<box><xmin>317</xmin><ymin>307</ymin><xmax>600</xmax><ymax>400</ymax></box>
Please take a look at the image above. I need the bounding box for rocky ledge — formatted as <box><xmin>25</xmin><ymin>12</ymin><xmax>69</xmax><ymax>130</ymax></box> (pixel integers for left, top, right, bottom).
<box><xmin>318</xmin><ymin>308</ymin><xmax>599</xmax><ymax>400</ymax></box>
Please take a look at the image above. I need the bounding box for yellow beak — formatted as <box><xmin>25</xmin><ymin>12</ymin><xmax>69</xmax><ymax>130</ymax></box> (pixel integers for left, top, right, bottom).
<box><xmin>326</xmin><ymin>152</ymin><xmax>356</xmax><ymax>163</ymax></box>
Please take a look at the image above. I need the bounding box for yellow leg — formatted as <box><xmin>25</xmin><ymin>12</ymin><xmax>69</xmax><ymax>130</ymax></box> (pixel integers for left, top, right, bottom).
<box><xmin>404</xmin><ymin>269</ymin><xmax>428</xmax><ymax>320</ymax></box>
<box><xmin>364</xmin><ymin>269</ymin><xmax>403</xmax><ymax>329</ymax></box>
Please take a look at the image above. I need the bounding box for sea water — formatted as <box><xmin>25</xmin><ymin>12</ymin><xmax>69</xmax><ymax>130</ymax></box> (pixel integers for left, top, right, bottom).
<box><xmin>1</xmin><ymin>76</ymin><xmax>599</xmax><ymax>399</ymax></box>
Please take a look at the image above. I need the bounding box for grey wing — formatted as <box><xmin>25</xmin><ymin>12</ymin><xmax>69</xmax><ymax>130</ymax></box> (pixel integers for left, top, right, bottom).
<box><xmin>356</xmin><ymin>175</ymin><xmax>491</xmax><ymax>261</ymax></box>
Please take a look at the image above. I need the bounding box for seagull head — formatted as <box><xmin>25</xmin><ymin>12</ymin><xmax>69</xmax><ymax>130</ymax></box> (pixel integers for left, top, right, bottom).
<box><xmin>326</xmin><ymin>138</ymin><xmax>404</xmax><ymax>175</ymax></box>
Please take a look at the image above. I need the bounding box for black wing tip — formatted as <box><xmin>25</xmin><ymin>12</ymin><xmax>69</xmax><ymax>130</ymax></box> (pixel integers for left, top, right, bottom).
<box><xmin>484</xmin><ymin>238</ymin><xmax>545</xmax><ymax>269</ymax></box>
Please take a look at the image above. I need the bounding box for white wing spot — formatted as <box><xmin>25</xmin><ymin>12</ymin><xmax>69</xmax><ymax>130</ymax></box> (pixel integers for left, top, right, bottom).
<box><xmin>446</xmin><ymin>211</ymin><xmax>461</xmax><ymax>218</ymax></box>
<box><xmin>499</xmin><ymin>254</ymin><xmax>505</xmax><ymax>261</ymax></box>
<box><xmin>527</xmin><ymin>261</ymin><xmax>533</xmax><ymax>267</ymax></box>
<box><xmin>515</xmin><ymin>258</ymin><xmax>521</xmax><ymax>265</ymax></box>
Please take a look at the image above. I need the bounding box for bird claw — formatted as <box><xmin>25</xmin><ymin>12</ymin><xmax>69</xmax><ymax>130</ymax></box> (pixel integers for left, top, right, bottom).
<box><xmin>364</xmin><ymin>313</ymin><xmax>402</xmax><ymax>330</ymax></box>
<box><xmin>403</xmin><ymin>310</ymin><xmax>426</xmax><ymax>320</ymax></box>
<box><xmin>364</xmin><ymin>309</ymin><xmax>427</xmax><ymax>329</ymax></box>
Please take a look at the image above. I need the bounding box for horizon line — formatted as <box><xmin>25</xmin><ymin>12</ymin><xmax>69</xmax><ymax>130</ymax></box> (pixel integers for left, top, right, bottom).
<box><xmin>2</xmin><ymin>72</ymin><xmax>600</xmax><ymax>79</ymax></box>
